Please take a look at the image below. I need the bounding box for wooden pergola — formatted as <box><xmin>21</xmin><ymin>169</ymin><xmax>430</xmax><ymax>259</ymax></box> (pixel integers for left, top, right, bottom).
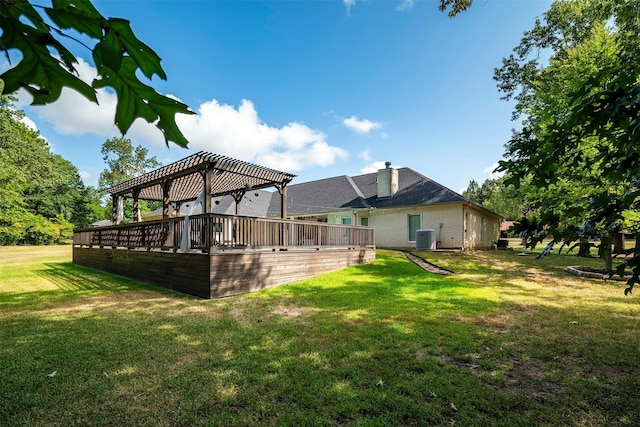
<box><xmin>106</xmin><ymin>151</ymin><xmax>296</xmax><ymax>223</ymax></box>
<box><xmin>75</xmin><ymin>151</ymin><xmax>374</xmax><ymax>299</ymax></box>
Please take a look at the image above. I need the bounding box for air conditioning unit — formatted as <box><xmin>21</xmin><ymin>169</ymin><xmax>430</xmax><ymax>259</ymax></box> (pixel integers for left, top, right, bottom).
<box><xmin>416</xmin><ymin>229</ymin><xmax>436</xmax><ymax>250</ymax></box>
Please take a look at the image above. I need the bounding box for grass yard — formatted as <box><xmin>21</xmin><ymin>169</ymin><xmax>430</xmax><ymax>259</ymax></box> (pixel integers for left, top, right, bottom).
<box><xmin>1</xmin><ymin>246</ymin><xmax>639</xmax><ymax>426</ymax></box>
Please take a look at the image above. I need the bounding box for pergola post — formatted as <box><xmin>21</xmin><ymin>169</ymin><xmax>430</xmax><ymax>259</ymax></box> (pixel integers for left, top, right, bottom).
<box><xmin>231</xmin><ymin>190</ymin><xmax>245</xmax><ymax>215</ymax></box>
<box><xmin>202</xmin><ymin>167</ymin><xmax>212</xmax><ymax>214</ymax></box>
<box><xmin>277</xmin><ymin>183</ymin><xmax>288</xmax><ymax>219</ymax></box>
<box><xmin>162</xmin><ymin>179</ymin><xmax>172</xmax><ymax>219</ymax></box>
<box><xmin>276</xmin><ymin>183</ymin><xmax>288</xmax><ymax>247</ymax></box>
<box><xmin>133</xmin><ymin>189</ymin><xmax>141</xmax><ymax>223</ymax></box>
<box><xmin>112</xmin><ymin>195</ymin><xmax>122</xmax><ymax>225</ymax></box>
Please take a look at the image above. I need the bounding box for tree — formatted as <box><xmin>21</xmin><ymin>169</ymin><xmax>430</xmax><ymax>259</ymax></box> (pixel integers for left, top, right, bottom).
<box><xmin>495</xmin><ymin>0</ymin><xmax>640</xmax><ymax>292</ymax></box>
<box><xmin>0</xmin><ymin>92</ymin><xmax>103</xmax><ymax>243</ymax></box>
<box><xmin>72</xmin><ymin>186</ymin><xmax>108</xmax><ymax>229</ymax></box>
<box><xmin>438</xmin><ymin>0</ymin><xmax>473</xmax><ymax>17</ymax></box>
<box><xmin>463</xmin><ymin>177</ymin><xmax>528</xmax><ymax>220</ymax></box>
<box><xmin>0</xmin><ymin>0</ymin><xmax>193</xmax><ymax>147</ymax></box>
<box><xmin>98</xmin><ymin>136</ymin><xmax>161</xmax><ymax>190</ymax></box>
<box><xmin>98</xmin><ymin>136</ymin><xmax>162</xmax><ymax>222</ymax></box>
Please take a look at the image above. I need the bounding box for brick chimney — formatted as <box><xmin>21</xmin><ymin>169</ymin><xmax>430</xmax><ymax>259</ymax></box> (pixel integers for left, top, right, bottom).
<box><xmin>377</xmin><ymin>161</ymin><xmax>398</xmax><ymax>198</ymax></box>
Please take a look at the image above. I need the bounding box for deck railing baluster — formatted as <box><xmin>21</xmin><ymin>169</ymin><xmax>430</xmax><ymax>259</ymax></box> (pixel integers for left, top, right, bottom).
<box><xmin>75</xmin><ymin>213</ymin><xmax>374</xmax><ymax>252</ymax></box>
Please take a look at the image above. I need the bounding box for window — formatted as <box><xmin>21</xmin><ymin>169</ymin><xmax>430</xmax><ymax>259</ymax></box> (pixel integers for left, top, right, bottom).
<box><xmin>361</xmin><ymin>217</ymin><xmax>369</xmax><ymax>226</ymax></box>
<box><xmin>341</xmin><ymin>217</ymin><xmax>352</xmax><ymax>225</ymax></box>
<box><xmin>408</xmin><ymin>214</ymin><xmax>421</xmax><ymax>242</ymax></box>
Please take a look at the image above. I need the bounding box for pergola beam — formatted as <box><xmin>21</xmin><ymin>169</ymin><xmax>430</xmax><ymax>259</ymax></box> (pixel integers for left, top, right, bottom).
<box><xmin>106</xmin><ymin>152</ymin><xmax>295</xmax><ymax>211</ymax></box>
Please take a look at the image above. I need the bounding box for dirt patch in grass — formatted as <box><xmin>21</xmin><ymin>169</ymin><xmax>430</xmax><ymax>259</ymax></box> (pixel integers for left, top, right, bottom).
<box><xmin>273</xmin><ymin>304</ymin><xmax>315</xmax><ymax>318</ymax></box>
<box><xmin>492</xmin><ymin>359</ymin><xmax>564</xmax><ymax>402</ymax></box>
<box><xmin>428</xmin><ymin>345</ymin><xmax>565</xmax><ymax>402</ymax></box>
<box><xmin>415</xmin><ymin>348</ymin><xmax>429</xmax><ymax>360</ymax></box>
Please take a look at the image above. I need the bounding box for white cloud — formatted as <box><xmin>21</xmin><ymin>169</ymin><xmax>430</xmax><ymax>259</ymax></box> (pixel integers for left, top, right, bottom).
<box><xmin>16</xmin><ymin>57</ymin><xmax>179</xmax><ymax>145</ymax></box>
<box><xmin>396</xmin><ymin>0</ymin><xmax>415</xmax><ymax>11</ymax></box>
<box><xmin>484</xmin><ymin>162</ymin><xmax>504</xmax><ymax>179</ymax></box>
<box><xmin>16</xmin><ymin>112</ymin><xmax>52</xmax><ymax>148</ymax></box>
<box><xmin>343</xmin><ymin>0</ymin><xmax>413</xmax><ymax>15</ymax></box>
<box><xmin>343</xmin><ymin>0</ymin><xmax>356</xmax><ymax>15</ymax></box>
<box><xmin>19</xmin><ymin>115</ymin><xmax>38</xmax><ymax>131</ymax></box>
<box><xmin>179</xmin><ymin>99</ymin><xmax>348</xmax><ymax>171</ymax></box>
<box><xmin>358</xmin><ymin>149</ymin><xmax>371</xmax><ymax>162</ymax></box>
<box><xmin>18</xmin><ymin>59</ymin><xmax>348</xmax><ymax>172</ymax></box>
<box><xmin>79</xmin><ymin>171</ymin><xmax>91</xmax><ymax>180</ymax></box>
<box><xmin>343</xmin><ymin>116</ymin><xmax>382</xmax><ymax>134</ymax></box>
<box><xmin>17</xmin><ymin>57</ymin><xmax>123</xmax><ymax>138</ymax></box>
<box><xmin>361</xmin><ymin>161</ymin><xmax>388</xmax><ymax>174</ymax></box>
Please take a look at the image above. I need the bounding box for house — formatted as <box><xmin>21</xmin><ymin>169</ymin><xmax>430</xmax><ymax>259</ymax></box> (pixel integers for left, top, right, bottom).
<box><xmin>277</xmin><ymin>162</ymin><xmax>501</xmax><ymax>249</ymax></box>
<box><xmin>500</xmin><ymin>220</ymin><xmax>515</xmax><ymax>238</ymax></box>
<box><xmin>143</xmin><ymin>161</ymin><xmax>500</xmax><ymax>250</ymax></box>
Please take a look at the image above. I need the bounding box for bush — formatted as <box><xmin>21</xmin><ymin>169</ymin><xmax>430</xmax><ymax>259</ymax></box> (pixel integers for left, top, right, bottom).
<box><xmin>0</xmin><ymin>211</ymin><xmax>73</xmax><ymax>245</ymax></box>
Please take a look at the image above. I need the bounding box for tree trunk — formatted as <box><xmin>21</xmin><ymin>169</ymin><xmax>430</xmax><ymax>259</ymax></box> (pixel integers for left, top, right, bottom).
<box><xmin>604</xmin><ymin>252</ymin><xmax>613</xmax><ymax>272</ymax></box>
<box><xmin>577</xmin><ymin>238</ymin><xmax>591</xmax><ymax>257</ymax></box>
<box><xmin>614</xmin><ymin>227</ymin><xmax>624</xmax><ymax>253</ymax></box>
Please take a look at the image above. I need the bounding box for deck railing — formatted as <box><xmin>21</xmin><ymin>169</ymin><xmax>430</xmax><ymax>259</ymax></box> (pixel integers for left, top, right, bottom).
<box><xmin>73</xmin><ymin>213</ymin><xmax>375</xmax><ymax>252</ymax></box>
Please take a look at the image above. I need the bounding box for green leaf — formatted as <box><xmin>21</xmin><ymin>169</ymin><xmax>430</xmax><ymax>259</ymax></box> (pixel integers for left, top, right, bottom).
<box><xmin>96</xmin><ymin>30</ymin><xmax>124</xmax><ymax>73</ymax></box>
<box><xmin>104</xmin><ymin>18</ymin><xmax>167</xmax><ymax>81</ymax></box>
<box><xmin>0</xmin><ymin>15</ymin><xmax>96</xmax><ymax>104</ymax></box>
<box><xmin>93</xmin><ymin>57</ymin><xmax>192</xmax><ymax>147</ymax></box>
<box><xmin>46</xmin><ymin>0</ymin><xmax>105</xmax><ymax>39</ymax></box>
<box><xmin>1</xmin><ymin>0</ymin><xmax>50</xmax><ymax>34</ymax></box>
<box><xmin>2</xmin><ymin>0</ymin><xmax>191</xmax><ymax>148</ymax></box>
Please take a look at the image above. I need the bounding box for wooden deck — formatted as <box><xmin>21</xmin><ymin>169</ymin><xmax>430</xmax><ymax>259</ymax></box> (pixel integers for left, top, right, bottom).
<box><xmin>73</xmin><ymin>214</ymin><xmax>375</xmax><ymax>298</ymax></box>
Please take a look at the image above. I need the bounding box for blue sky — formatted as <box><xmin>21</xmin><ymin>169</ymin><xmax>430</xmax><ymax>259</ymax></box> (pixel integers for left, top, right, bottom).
<box><xmin>11</xmin><ymin>0</ymin><xmax>552</xmax><ymax>193</ymax></box>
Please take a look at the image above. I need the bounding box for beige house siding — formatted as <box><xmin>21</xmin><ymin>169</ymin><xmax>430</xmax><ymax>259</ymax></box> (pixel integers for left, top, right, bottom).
<box><xmin>463</xmin><ymin>205</ymin><xmax>500</xmax><ymax>249</ymax></box>
<box><xmin>291</xmin><ymin>203</ymin><xmax>500</xmax><ymax>250</ymax></box>
<box><xmin>363</xmin><ymin>204</ymin><xmax>465</xmax><ymax>249</ymax></box>
<box><xmin>322</xmin><ymin>212</ymin><xmax>353</xmax><ymax>225</ymax></box>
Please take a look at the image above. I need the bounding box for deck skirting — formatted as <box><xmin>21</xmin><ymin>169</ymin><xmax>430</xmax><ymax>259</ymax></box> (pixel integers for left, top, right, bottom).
<box><xmin>73</xmin><ymin>247</ymin><xmax>375</xmax><ymax>298</ymax></box>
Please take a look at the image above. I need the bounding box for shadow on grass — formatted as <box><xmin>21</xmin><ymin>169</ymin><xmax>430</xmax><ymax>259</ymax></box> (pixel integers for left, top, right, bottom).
<box><xmin>0</xmin><ymin>262</ymin><xmax>172</xmax><ymax>308</ymax></box>
<box><xmin>0</xmin><ymin>290</ymin><xmax>520</xmax><ymax>426</ymax></box>
<box><xmin>39</xmin><ymin>262</ymin><xmax>137</xmax><ymax>292</ymax></box>
<box><xmin>1</xmin><ymin>250</ymin><xmax>639</xmax><ymax>425</ymax></box>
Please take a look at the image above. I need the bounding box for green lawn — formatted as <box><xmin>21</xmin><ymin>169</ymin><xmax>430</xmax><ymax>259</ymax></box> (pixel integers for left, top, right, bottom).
<box><xmin>1</xmin><ymin>246</ymin><xmax>638</xmax><ymax>426</ymax></box>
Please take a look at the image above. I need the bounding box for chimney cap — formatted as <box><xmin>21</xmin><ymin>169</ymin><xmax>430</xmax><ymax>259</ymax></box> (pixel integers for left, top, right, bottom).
<box><xmin>385</xmin><ymin>161</ymin><xmax>392</xmax><ymax>169</ymax></box>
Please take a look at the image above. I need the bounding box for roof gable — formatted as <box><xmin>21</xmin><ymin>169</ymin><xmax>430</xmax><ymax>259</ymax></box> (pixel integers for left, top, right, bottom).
<box><xmin>283</xmin><ymin>167</ymin><xmax>471</xmax><ymax>215</ymax></box>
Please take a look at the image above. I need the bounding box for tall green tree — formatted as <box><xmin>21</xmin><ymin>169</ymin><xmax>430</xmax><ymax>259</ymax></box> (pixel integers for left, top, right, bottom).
<box><xmin>98</xmin><ymin>136</ymin><xmax>161</xmax><ymax>222</ymax></box>
<box><xmin>463</xmin><ymin>177</ymin><xmax>528</xmax><ymax>220</ymax></box>
<box><xmin>98</xmin><ymin>136</ymin><xmax>161</xmax><ymax>191</ymax></box>
<box><xmin>0</xmin><ymin>93</ymin><xmax>103</xmax><ymax>243</ymax></box>
<box><xmin>495</xmin><ymin>0</ymin><xmax>640</xmax><ymax>292</ymax></box>
<box><xmin>72</xmin><ymin>185</ymin><xmax>108</xmax><ymax>229</ymax></box>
